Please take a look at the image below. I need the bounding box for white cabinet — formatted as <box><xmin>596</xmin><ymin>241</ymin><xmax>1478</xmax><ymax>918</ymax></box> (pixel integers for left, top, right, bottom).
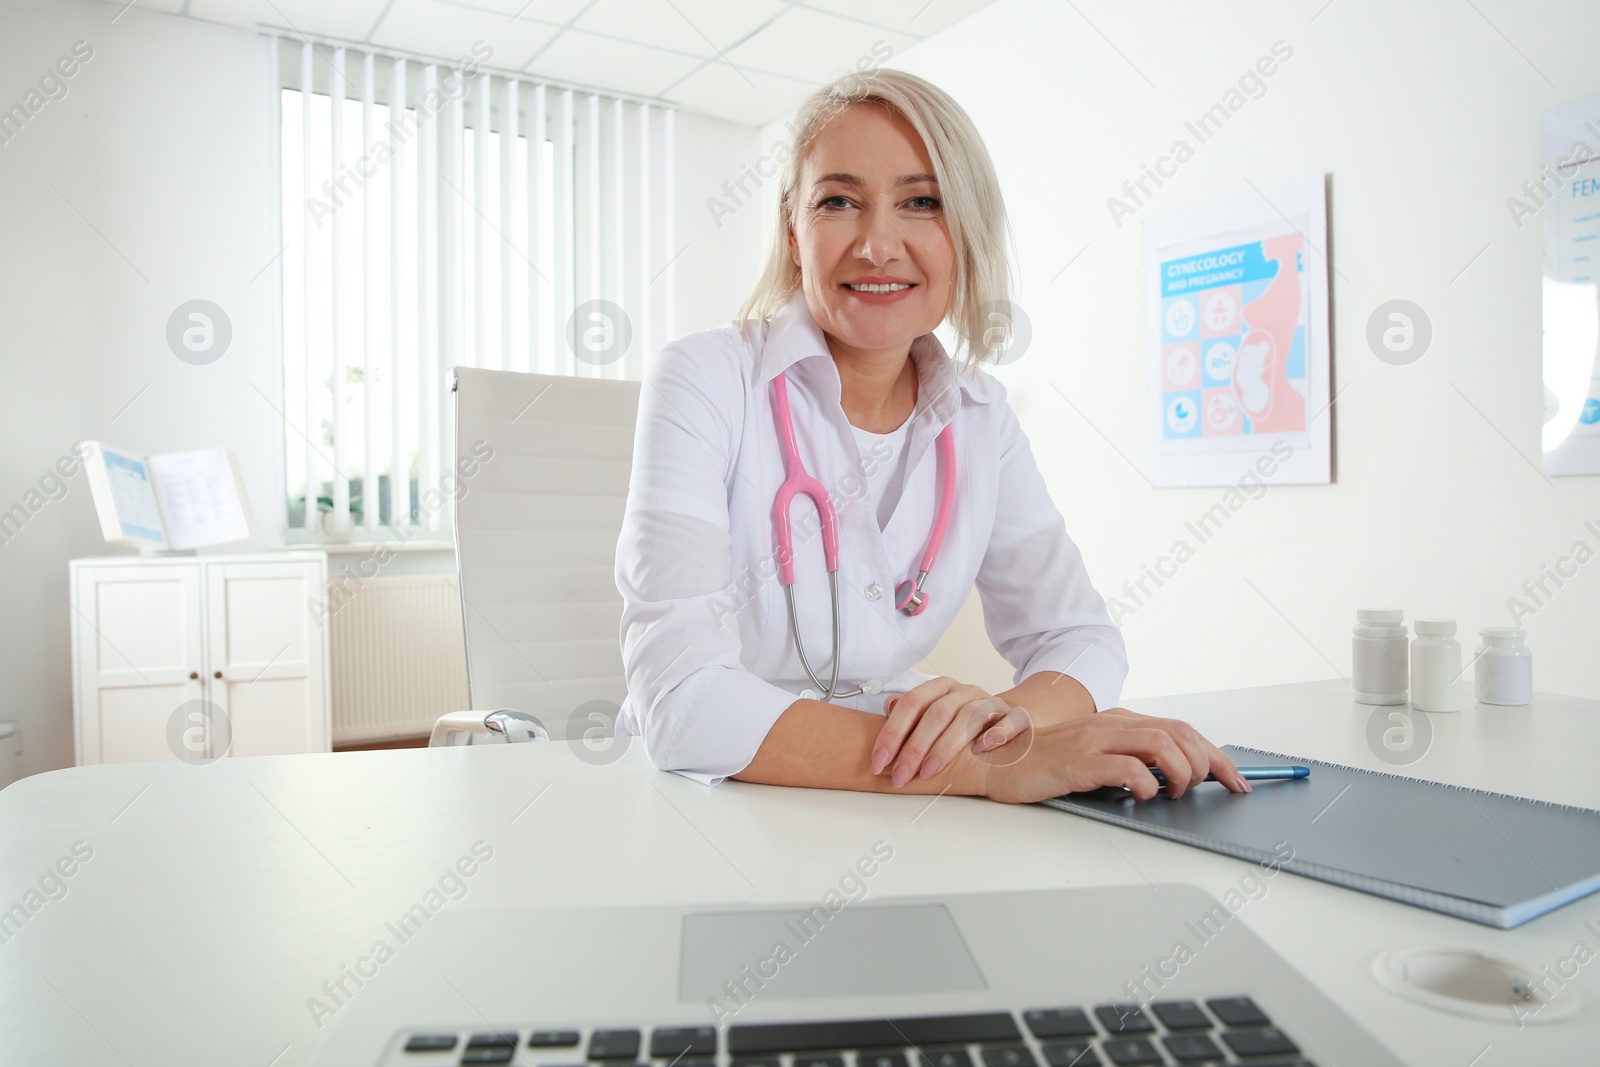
<box><xmin>70</xmin><ymin>553</ymin><xmax>330</xmax><ymax>764</ymax></box>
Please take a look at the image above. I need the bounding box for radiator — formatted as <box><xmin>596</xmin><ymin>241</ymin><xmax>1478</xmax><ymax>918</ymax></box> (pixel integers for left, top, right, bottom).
<box><xmin>328</xmin><ymin>574</ymin><xmax>469</xmax><ymax>744</ymax></box>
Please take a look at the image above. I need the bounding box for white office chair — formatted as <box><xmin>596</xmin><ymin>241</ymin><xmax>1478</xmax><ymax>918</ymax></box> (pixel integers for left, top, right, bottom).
<box><xmin>427</xmin><ymin>367</ymin><xmax>641</xmax><ymax>747</ymax></box>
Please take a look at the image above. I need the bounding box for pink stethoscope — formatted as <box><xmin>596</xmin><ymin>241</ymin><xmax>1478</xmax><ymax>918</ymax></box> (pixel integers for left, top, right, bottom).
<box><xmin>772</xmin><ymin>370</ymin><xmax>956</xmax><ymax>702</ymax></box>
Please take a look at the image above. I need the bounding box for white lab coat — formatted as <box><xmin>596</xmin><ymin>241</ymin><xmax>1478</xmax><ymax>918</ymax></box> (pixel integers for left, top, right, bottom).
<box><xmin>614</xmin><ymin>290</ymin><xmax>1128</xmax><ymax>783</ymax></box>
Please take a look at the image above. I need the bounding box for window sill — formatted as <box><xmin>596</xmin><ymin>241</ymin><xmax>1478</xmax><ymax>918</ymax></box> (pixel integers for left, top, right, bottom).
<box><xmin>276</xmin><ymin>537</ymin><xmax>455</xmax><ymax>554</ymax></box>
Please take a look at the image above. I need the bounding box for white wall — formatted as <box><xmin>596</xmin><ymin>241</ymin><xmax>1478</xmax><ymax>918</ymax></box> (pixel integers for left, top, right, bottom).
<box><xmin>0</xmin><ymin>0</ymin><xmax>761</xmax><ymax>778</ymax></box>
<box><xmin>765</xmin><ymin>0</ymin><xmax>1600</xmax><ymax>702</ymax></box>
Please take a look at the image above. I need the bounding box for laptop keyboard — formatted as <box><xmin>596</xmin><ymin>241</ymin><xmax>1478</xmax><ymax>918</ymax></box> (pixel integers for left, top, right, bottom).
<box><xmin>396</xmin><ymin>1000</ymin><xmax>1315</xmax><ymax>1066</ymax></box>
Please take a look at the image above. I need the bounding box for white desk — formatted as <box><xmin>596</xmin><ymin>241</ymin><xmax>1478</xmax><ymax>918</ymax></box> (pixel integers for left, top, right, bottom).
<box><xmin>0</xmin><ymin>680</ymin><xmax>1596</xmax><ymax>1065</ymax></box>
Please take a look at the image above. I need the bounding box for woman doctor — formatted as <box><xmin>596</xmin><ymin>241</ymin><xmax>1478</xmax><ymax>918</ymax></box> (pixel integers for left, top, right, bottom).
<box><xmin>614</xmin><ymin>69</ymin><xmax>1247</xmax><ymax>804</ymax></box>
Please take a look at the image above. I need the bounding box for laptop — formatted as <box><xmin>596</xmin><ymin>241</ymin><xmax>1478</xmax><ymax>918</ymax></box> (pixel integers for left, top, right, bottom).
<box><xmin>308</xmin><ymin>884</ymin><xmax>1401</xmax><ymax>1067</ymax></box>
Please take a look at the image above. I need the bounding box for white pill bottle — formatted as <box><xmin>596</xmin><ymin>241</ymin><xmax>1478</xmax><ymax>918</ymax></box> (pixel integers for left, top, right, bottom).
<box><xmin>1352</xmin><ymin>608</ymin><xmax>1408</xmax><ymax>705</ymax></box>
<box><xmin>1411</xmin><ymin>619</ymin><xmax>1463</xmax><ymax>712</ymax></box>
<box><xmin>1475</xmin><ymin>627</ymin><xmax>1533</xmax><ymax>705</ymax></box>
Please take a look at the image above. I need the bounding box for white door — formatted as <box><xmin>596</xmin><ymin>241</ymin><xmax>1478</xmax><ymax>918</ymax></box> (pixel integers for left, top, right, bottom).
<box><xmin>75</xmin><ymin>564</ymin><xmax>205</xmax><ymax>764</ymax></box>
<box><xmin>205</xmin><ymin>561</ymin><xmax>328</xmax><ymax>757</ymax></box>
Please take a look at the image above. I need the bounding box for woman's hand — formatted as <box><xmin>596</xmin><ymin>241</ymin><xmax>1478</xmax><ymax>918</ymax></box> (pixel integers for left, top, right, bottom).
<box><xmin>870</xmin><ymin>676</ymin><xmax>1033</xmax><ymax>788</ymax></box>
<box><xmin>976</xmin><ymin>706</ymin><xmax>1249</xmax><ymax>804</ymax></box>
<box><xmin>869</xmin><ymin>678</ymin><xmax>1247</xmax><ymax>803</ymax></box>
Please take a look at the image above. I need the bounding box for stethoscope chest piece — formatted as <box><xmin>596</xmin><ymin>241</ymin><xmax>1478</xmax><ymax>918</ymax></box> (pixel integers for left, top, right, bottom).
<box><xmin>895</xmin><ymin>574</ymin><xmax>931</xmax><ymax>616</ymax></box>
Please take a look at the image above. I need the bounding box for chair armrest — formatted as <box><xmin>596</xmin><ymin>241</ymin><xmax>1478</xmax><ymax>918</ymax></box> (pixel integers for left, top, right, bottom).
<box><xmin>429</xmin><ymin>711</ymin><xmax>490</xmax><ymax>747</ymax></box>
<box><xmin>429</xmin><ymin>710</ymin><xmax>550</xmax><ymax>747</ymax></box>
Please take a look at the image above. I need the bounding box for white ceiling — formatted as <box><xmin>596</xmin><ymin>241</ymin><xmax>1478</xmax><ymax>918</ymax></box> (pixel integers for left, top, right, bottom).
<box><xmin>133</xmin><ymin>0</ymin><xmax>1003</xmax><ymax>125</ymax></box>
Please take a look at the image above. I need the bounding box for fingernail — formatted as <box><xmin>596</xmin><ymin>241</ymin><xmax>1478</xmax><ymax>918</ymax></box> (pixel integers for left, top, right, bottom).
<box><xmin>891</xmin><ymin>764</ymin><xmax>911</xmax><ymax>789</ymax></box>
<box><xmin>1243</xmin><ymin>779</ymin><xmax>1253</xmax><ymax>793</ymax></box>
<box><xmin>919</xmin><ymin>757</ymin><xmax>941</xmax><ymax>779</ymax></box>
<box><xmin>871</xmin><ymin>748</ymin><xmax>888</xmax><ymax>775</ymax></box>
<box><xmin>886</xmin><ymin>697</ymin><xmax>897</xmax><ymax>712</ymax></box>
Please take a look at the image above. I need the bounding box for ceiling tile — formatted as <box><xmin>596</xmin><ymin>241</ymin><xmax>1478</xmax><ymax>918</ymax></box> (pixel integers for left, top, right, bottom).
<box><xmin>167</xmin><ymin>0</ymin><xmax>1007</xmax><ymax>123</ymax></box>
<box><xmin>370</xmin><ymin>0</ymin><xmax>560</xmax><ymax>66</ymax></box>
<box><xmin>422</xmin><ymin>0</ymin><xmax>593</xmax><ymax>21</ymax></box>
<box><xmin>574</xmin><ymin>0</ymin><xmax>788</xmax><ymax>56</ymax></box>
<box><xmin>722</xmin><ymin>6</ymin><xmax>915</xmax><ymax>84</ymax></box>
<box><xmin>187</xmin><ymin>0</ymin><xmax>394</xmax><ymax>41</ymax></box>
<box><xmin>797</xmin><ymin>0</ymin><xmax>1000</xmax><ymax>38</ymax></box>
<box><xmin>524</xmin><ymin>29</ymin><xmax>704</xmax><ymax>98</ymax></box>
<box><xmin>662</xmin><ymin>59</ymin><xmax>812</xmax><ymax>126</ymax></box>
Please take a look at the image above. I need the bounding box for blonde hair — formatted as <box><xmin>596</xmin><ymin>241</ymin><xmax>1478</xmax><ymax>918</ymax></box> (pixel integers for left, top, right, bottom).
<box><xmin>737</xmin><ymin>68</ymin><xmax>1014</xmax><ymax>371</ymax></box>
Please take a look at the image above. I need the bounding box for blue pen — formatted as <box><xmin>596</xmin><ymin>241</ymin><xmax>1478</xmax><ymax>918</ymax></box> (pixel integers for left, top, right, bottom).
<box><xmin>1148</xmin><ymin>765</ymin><xmax>1310</xmax><ymax>787</ymax></box>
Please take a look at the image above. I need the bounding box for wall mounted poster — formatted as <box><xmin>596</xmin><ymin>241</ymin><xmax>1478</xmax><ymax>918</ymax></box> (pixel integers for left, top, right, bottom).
<box><xmin>1144</xmin><ymin>173</ymin><xmax>1331</xmax><ymax>487</ymax></box>
<box><xmin>1541</xmin><ymin>93</ymin><xmax>1600</xmax><ymax>476</ymax></box>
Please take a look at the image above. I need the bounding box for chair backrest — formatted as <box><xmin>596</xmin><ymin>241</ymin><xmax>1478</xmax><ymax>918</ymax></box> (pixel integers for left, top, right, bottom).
<box><xmin>451</xmin><ymin>367</ymin><xmax>640</xmax><ymax>742</ymax></box>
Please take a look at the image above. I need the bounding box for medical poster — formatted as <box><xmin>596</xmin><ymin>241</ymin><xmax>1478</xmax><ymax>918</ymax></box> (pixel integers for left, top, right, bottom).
<box><xmin>1144</xmin><ymin>174</ymin><xmax>1331</xmax><ymax>487</ymax></box>
<box><xmin>1541</xmin><ymin>93</ymin><xmax>1600</xmax><ymax>476</ymax></box>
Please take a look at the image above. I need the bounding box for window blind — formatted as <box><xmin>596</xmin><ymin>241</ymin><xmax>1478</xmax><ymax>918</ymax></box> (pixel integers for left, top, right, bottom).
<box><xmin>272</xmin><ymin>37</ymin><xmax>676</xmax><ymax>535</ymax></box>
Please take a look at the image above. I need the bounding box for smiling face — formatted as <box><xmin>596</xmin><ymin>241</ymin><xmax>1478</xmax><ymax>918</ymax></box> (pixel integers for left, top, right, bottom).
<box><xmin>786</xmin><ymin>103</ymin><xmax>956</xmax><ymax>365</ymax></box>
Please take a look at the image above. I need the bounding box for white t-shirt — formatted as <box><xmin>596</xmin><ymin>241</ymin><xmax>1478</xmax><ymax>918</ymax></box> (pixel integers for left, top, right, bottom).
<box><xmin>848</xmin><ymin>416</ymin><xmax>912</xmax><ymax>530</ymax></box>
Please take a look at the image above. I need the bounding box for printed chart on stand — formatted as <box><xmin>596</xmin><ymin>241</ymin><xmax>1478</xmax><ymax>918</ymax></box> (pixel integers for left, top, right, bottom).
<box><xmin>1145</xmin><ymin>173</ymin><xmax>1330</xmax><ymax>487</ymax></box>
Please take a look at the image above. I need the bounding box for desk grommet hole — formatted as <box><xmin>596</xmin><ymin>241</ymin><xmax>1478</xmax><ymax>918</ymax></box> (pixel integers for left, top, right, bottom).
<box><xmin>1373</xmin><ymin>947</ymin><xmax>1583</xmax><ymax>1024</ymax></box>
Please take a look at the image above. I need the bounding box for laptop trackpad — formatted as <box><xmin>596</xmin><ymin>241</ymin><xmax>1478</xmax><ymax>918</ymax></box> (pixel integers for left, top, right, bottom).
<box><xmin>678</xmin><ymin>903</ymin><xmax>987</xmax><ymax>1002</ymax></box>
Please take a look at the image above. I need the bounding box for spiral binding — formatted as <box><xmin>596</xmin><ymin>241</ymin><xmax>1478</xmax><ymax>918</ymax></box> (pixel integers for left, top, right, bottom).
<box><xmin>1230</xmin><ymin>746</ymin><xmax>1600</xmax><ymax>815</ymax></box>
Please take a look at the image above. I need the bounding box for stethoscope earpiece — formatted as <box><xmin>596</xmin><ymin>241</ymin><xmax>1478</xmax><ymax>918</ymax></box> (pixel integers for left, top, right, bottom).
<box><xmin>772</xmin><ymin>370</ymin><xmax>955</xmax><ymax>702</ymax></box>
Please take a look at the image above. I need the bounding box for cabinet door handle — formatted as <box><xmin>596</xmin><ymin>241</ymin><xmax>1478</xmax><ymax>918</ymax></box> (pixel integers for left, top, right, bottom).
<box><xmin>189</xmin><ymin>671</ymin><xmax>199</xmax><ymax>680</ymax></box>
<box><xmin>213</xmin><ymin>671</ymin><xmax>223</xmax><ymax>679</ymax></box>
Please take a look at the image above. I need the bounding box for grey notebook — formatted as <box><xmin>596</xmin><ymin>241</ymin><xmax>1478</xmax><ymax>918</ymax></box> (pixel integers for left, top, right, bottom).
<box><xmin>1039</xmin><ymin>745</ymin><xmax>1600</xmax><ymax>929</ymax></box>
